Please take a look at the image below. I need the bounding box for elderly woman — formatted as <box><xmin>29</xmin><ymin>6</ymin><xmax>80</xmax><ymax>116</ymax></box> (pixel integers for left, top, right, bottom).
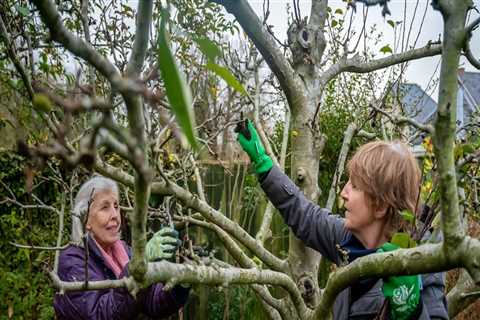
<box><xmin>54</xmin><ymin>176</ymin><xmax>189</xmax><ymax>319</ymax></box>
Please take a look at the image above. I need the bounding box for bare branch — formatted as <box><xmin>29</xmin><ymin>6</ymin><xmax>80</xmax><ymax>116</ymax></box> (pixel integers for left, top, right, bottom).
<box><xmin>320</xmin><ymin>43</ymin><xmax>442</xmax><ymax>89</ymax></box>
<box><xmin>369</xmin><ymin>103</ymin><xmax>434</xmax><ymax>134</ymax></box>
<box><xmin>126</xmin><ymin>1</ymin><xmax>153</xmax><ymax>77</ymax></box>
<box><xmin>464</xmin><ymin>17</ymin><xmax>480</xmax><ymax>69</ymax></box>
<box><xmin>11</xmin><ymin>242</ymin><xmax>69</xmax><ymax>251</ymax></box>
<box><xmin>256</xmin><ymin>108</ymin><xmax>290</xmax><ymax>245</ymax></box>
<box><xmin>457</xmin><ymin>149</ymin><xmax>480</xmax><ymax>170</ymax></box>
<box><xmin>212</xmin><ymin>0</ymin><xmax>307</xmax><ymax>111</ymax></box>
<box><xmin>0</xmin><ymin>15</ymin><xmax>35</xmax><ymax>100</ymax></box>
<box><xmin>315</xmin><ymin>243</ymin><xmax>451</xmax><ymax>317</ymax></box>
<box><xmin>33</xmin><ymin>85</ymin><xmax>113</xmax><ymax>114</ymax></box>
<box><xmin>447</xmin><ymin>269</ymin><xmax>480</xmax><ymax>318</ymax></box>
<box><xmin>326</xmin><ymin>123</ymin><xmax>357</xmax><ymax>211</ymax></box>
<box><xmin>1</xmin><ymin>197</ymin><xmax>60</xmax><ymax>213</ymax></box>
<box><xmin>31</xmin><ymin>0</ymin><xmax>120</xmax><ymax>82</ymax></box>
<box><xmin>432</xmin><ymin>1</ymin><xmax>469</xmax><ymax>248</ymax></box>
<box><xmin>308</xmin><ymin>0</ymin><xmax>328</xmax><ymax>28</ymax></box>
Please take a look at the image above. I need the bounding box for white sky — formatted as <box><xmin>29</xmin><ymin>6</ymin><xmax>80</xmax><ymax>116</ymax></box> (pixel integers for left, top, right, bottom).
<box><xmin>245</xmin><ymin>0</ymin><xmax>480</xmax><ymax>102</ymax></box>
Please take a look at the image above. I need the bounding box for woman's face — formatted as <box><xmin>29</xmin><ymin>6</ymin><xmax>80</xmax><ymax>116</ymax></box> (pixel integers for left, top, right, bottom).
<box><xmin>86</xmin><ymin>189</ymin><xmax>121</xmax><ymax>250</ymax></box>
<box><xmin>340</xmin><ymin>179</ymin><xmax>375</xmax><ymax>233</ymax></box>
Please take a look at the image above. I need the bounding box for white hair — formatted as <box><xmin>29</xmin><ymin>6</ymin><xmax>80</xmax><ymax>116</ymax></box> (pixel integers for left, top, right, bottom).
<box><xmin>71</xmin><ymin>175</ymin><xmax>119</xmax><ymax>243</ymax></box>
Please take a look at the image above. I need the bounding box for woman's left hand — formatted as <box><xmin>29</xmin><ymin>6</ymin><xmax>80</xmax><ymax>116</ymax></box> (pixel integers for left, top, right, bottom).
<box><xmin>146</xmin><ymin>227</ymin><xmax>181</xmax><ymax>261</ymax></box>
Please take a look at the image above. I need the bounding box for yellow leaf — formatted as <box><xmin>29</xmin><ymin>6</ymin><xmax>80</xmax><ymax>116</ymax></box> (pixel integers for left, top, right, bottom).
<box><xmin>291</xmin><ymin>130</ymin><xmax>298</xmax><ymax>137</ymax></box>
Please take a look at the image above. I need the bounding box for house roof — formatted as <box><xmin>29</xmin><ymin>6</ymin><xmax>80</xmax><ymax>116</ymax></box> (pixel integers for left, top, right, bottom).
<box><xmin>460</xmin><ymin>71</ymin><xmax>480</xmax><ymax>112</ymax></box>
<box><xmin>398</xmin><ymin>83</ymin><xmax>437</xmax><ymax>123</ymax></box>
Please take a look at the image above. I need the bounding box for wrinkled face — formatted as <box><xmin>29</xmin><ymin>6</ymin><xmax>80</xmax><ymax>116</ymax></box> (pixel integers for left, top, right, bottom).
<box><xmin>86</xmin><ymin>190</ymin><xmax>121</xmax><ymax>250</ymax></box>
<box><xmin>340</xmin><ymin>179</ymin><xmax>375</xmax><ymax>233</ymax></box>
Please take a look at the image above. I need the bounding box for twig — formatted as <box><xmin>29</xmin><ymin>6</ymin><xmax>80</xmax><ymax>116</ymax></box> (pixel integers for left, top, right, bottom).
<box><xmin>326</xmin><ymin>123</ymin><xmax>357</xmax><ymax>211</ymax></box>
<box><xmin>10</xmin><ymin>242</ymin><xmax>69</xmax><ymax>250</ymax></box>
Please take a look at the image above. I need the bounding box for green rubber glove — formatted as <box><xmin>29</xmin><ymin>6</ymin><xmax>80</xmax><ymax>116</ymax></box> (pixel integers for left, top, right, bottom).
<box><xmin>146</xmin><ymin>227</ymin><xmax>181</xmax><ymax>262</ymax></box>
<box><xmin>378</xmin><ymin>242</ymin><xmax>421</xmax><ymax>320</ymax></box>
<box><xmin>236</xmin><ymin>120</ymin><xmax>273</xmax><ymax>174</ymax></box>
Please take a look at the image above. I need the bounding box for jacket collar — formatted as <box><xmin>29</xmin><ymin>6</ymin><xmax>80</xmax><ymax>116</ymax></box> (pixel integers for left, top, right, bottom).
<box><xmin>340</xmin><ymin>233</ymin><xmax>377</xmax><ymax>263</ymax></box>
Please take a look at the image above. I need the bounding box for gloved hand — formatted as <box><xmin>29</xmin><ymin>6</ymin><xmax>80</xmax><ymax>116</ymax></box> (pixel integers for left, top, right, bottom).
<box><xmin>378</xmin><ymin>242</ymin><xmax>421</xmax><ymax>320</ymax></box>
<box><xmin>235</xmin><ymin>119</ymin><xmax>273</xmax><ymax>174</ymax></box>
<box><xmin>146</xmin><ymin>227</ymin><xmax>181</xmax><ymax>262</ymax></box>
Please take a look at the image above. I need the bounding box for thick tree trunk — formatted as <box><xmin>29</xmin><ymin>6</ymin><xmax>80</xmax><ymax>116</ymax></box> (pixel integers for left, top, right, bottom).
<box><xmin>288</xmin><ymin>97</ymin><xmax>323</xmax><ymax>307</ymax></box>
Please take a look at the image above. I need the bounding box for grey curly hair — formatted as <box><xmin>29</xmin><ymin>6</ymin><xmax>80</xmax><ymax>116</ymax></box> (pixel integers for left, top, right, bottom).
<box><xmin>71</xmin><ymin>175</ymin><xmax>119</xmax><ymax>243</ymax></box>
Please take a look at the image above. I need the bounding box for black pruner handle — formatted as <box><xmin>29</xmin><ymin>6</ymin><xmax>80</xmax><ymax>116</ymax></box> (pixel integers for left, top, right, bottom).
<box><xmin>234</xmin><ymin>119</ymin><xmax>252</xmax><ymax>140</ymax></box>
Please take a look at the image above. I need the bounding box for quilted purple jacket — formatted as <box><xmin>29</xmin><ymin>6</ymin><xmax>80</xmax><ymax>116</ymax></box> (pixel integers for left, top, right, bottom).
<box><xmin>53</xmin><ymin>235</ymin><xmax>189</xmax><ymax>319</ymax></box>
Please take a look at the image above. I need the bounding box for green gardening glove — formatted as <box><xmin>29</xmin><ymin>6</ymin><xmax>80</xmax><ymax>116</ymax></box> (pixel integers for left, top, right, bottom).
<box><xmin>146</xmin><ymin>227</ymin><xmax>181</xmax><ymax>262</ymax></box>
<box><xmin>378</xmin><ymin>242</ymin><xmax>421</xmax><ymax>320</ymax></box>
<box><xmin>235</xmin><ymin>119</ymin><xmax>273</xmax><ymax>174</ymax></box>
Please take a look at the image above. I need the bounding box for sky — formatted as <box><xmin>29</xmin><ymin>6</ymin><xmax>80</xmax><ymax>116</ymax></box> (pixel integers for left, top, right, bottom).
<box><xmin>244</xmin><ymin>0</ymin><xmax>480</xmax><ymax>102</ymax></box>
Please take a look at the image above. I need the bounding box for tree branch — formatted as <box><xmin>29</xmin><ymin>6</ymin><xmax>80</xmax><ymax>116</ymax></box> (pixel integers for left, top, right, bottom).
<box><xmin>315</xmin><ymin>243</ymin><xmax>451</xmax><ymax>317</ymax></box>
<box><xmin>326</xmin><ymin>123</ymin><xmax>357</xmax><ymax>211</ymax></box>
<box><xmin>0</xmin><ymin>15</ymin><xmax>35</xmax><ymax>100</ymax></box>
<box><xmin>31</xmin><ymin>0</ymin><xmax>120</xmax><ymax>82</ymax></box>
<box><xmin>51</xmin><ymin>259</ymin><xmax>310</xmax><ymax>312</ymax></box>
<box><xmin>168</xmin><ymin>180</ymin><xmax>286</xmax><ymax>272</ymax></box>
<box><xmin>308</xmin><ymin>0</ymin><xmax>328</xmax><ymax>28</ymax></box>
<box><xmin>463</xmin><ymin>17</ymin><xmax>480</xmax><ymax>70</ymax></box>
<box><xmin>126</xmin><ymin>0</ymin><xmax>153</xmax><ymax>77</ymax></box>
<box><xmin>11</xmin><ymin>242</ymin><xmax>69</xmax><ymax>250</ymax></box>
<box><xmin>369</xmin><ymin>103</ymin><xmax>434</xmax><ymax>134</ymax></box>
<box><xmin>320</xmin><ymin>42</ymin><xmax>442</xmax><ymax>90</ymax></box>
<box><xmin>95</xmin><ymin>161</ymin><xmax>286</xmax><ymax>272</ymax></box>
<box><xmin>185</xmin><ymin>217</ymin><xmax>299</xmax><ymax>319</ymax></box>
<box><xmin>446</xmin><ymin>269</ymin><xmax>480</xmax><ymax>318</ymax></box>
<box><xmin>212</xmin><ymin>0</ymin><xmax>307</xmax><ymax>112</ymax></box>
<box><xmin>257</xmin><ymin>109</ymin><xmax>290</xmax><ymax>245</ymax></box>
<box><xmin>432</xmin><ymin>0</ymin><xmax>468</xmax><ymax>250</ymax></box>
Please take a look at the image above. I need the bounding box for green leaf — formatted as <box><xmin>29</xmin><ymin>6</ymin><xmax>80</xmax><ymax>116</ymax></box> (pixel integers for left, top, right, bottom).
<box><xmin>17</xmin><ymin>5</ymin><xmax>29</xmax><ymax>16</ymax></box>
<box><xmin>193</xmin><ymin>37</ymin><xmax>222</xmax><ymax>62</ymax></box>
<box><xmin>380</xmin><ymin>45</ymin><xmax>392</xmax><ymax>54</ymax></box>
<box><xmin>399</xmin><ymin>209</ymin><xmax>415</xmax><ymax>224</ymax></box>
<box><xmin>331</xmin><ymin>20</ymin><xmax>338</xmax><ymax>28</ymax></box>
<box><xmin>387</xmin><ymin>20</ymin><xmax>395</xmax><ymax>28</ymax></box>
<box><xmin>157</xmin><ymin>19</ymin><xmax>197</xmax><ymax>150</ymax></box>
<box><xmin>391</xmin><ymin>232</ymin><xmax>416</xmax><ymax>249</ymax></box>
<box><xmin>33</xmin><ymin>94</ymin><xmax>53</xmax><ymax>113</ymax></box>
<box><xmin>463</xmin><ymin>143</ymin><xmax>475</xmax><ymax>155</ymax></box>
<box><xmin>335</xmin><ymin>8</ymin><xmax>343</xmax><ymax>15</ymax></box>
<box><xmin>206</xmin><ymin>62</ymin><xmax>247</xmax><ymax>95</ymax></box>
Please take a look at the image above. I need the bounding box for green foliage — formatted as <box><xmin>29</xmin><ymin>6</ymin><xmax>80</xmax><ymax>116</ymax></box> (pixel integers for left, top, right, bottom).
<box><xmin>380</xmin><ymin>45</ymin><xmax>393</xmax><ymax>54</ymax></box>
<box><xmin>32</xmin><ymin>94</ymin><xmax>52</xmax><ymax>113</ymax></box>
<box><xmin>399</xmin><ymin>209</ymin><xmax>415</xmax><ymax>225</ymax></box>
<box><xmin>0</xmin><ymin>153</ymin><xmax>69</xmax><ymax>319</ymax></box>
<box><xmin>391</xmin><ymin>232</ymin><xmax>416</xmax><ymax>249</ymax></box>
<box><xmin>206</xmin><ymin>286</ymin><xmax>267</xmax><ymax>320</ymax></box>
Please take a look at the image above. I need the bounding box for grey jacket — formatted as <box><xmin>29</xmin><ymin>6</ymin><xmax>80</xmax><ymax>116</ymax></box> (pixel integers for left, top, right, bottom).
<box><xmin>261</xmin><ymin>166</ymin><xmax>448</xmax><ymax>320</ymax></box>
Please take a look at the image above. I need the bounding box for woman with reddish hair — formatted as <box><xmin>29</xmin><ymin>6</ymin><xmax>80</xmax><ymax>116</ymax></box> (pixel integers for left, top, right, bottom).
<box><xmin>237</xmin><ymin>120</ymin><xmax>448</xmax><ymax>320</ymax></box>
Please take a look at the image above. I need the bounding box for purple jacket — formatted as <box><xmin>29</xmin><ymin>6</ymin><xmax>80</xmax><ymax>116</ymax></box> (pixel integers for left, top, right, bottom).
<box><xmin>53</xmin><ymin>235</ymin><xmax>189</xmax><ymax>319</ymax></box>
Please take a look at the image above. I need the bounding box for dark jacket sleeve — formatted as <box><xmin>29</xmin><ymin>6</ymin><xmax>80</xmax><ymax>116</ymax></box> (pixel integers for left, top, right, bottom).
<box><xmin>138</xmin><ymin>283</ymin><xmax>189</xmax><ymax>317</ymax></box>
<box><xmin>260</xmin><ymin>165</ymin><xmax>348</xmax><ymax>264</ymax></box>
<box><xmin>53</xmin><ymin>249</ymin><xmax>137</xmax><ymax>320</ymax></box>
<box><xmin>417</xmin><ymin>272</ymin><xmax>449</xmax><ymax>319</ymax></box>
